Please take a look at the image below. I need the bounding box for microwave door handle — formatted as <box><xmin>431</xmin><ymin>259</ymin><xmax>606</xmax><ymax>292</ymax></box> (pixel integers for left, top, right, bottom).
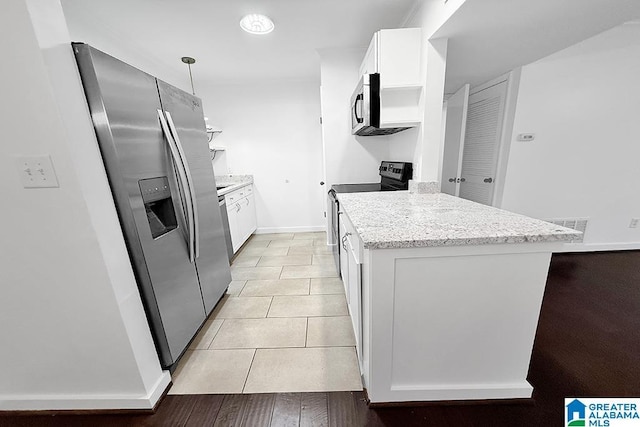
<box><xmin>157</xmin><ymin>110</ymin><xmax>195</xmax><ymax>263</ymax></box>
<box><xmin>353</xmin><ymin>94</ymin><xmax>364</xmax><ymax>123</ymax></box>
<box><xmin>165</xmin><ymin>111</ymin><xmax>200</xmax><ymax>260</ymax></box>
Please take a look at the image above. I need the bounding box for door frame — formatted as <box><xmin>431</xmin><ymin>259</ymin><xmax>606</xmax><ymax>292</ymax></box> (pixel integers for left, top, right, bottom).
<box><xmin>491</xmin><ymin>68</ymin><xmax>521</xmax><ymax>208</ymax></box>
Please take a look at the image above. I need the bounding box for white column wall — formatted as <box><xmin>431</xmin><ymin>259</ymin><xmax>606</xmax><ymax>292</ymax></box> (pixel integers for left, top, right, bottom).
<box><xmin>0</xmin><ymin>0</ymin><xmax>168</xmax><ymax>410</ymax></box>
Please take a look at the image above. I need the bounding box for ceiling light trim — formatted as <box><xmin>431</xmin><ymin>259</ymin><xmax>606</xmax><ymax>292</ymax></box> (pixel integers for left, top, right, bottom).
<box><xmin>240</xmin><ymin>14</ymin><xmax>275</xmax><ymax>35</ymax></box>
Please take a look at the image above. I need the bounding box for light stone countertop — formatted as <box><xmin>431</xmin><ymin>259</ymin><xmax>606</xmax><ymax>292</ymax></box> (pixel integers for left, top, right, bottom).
<box><xmin>215</xmin><ymin>175</ymin><xmax>253</xmax><ymax>196</ymax></box>
<box><xmin>337</xmin><ymin>191</ymin><xmax>581</xmax><ymax>249</ymax></box>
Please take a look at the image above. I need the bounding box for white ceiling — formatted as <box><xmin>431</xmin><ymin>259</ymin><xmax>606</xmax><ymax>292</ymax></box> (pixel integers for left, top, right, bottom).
<box><xmin>61</xmin><ymin>0</ymin><xmax>640</xmax><ymax>97</ymax></box>
<box><xmin>434</xmin><ymin>0</ymin><xmax>640</xmax><ymax>93</ymax></box>
<box><xmin>61</xmin><ymin>0</ymin><xmax>418</xmax><ymax>89</ymax></box>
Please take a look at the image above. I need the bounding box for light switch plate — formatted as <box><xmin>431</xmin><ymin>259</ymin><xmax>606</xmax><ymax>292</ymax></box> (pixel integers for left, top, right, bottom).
<box><xmin>16</xmin><ymin>155</ymin><xmax>59</xmax><ymax>188</ymax></box>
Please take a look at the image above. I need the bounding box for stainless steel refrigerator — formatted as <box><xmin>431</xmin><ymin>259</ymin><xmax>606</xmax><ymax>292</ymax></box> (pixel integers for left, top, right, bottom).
<box><xmin>73</xmin><ymin>43</ymin><xmax>232</xmax><ymax>369</ymax></box>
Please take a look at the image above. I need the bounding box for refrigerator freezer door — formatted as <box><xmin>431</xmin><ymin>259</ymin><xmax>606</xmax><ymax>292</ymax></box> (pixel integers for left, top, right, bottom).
<box><xmin>73</xmin><ymin>44</ymin><xmax>207</xmax><ymax>368</ymax></box>
<box><xmin>157</xmin><ymin>80</ymin><xmax>232</xmax><ymax>315</ymax></box>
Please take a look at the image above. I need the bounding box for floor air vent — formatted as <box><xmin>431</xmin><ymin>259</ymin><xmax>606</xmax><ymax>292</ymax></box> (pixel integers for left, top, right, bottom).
<box><xmin>544</xmin><ymin>218</ymin><xmax>588</xmax><ymax>243</ymax></box>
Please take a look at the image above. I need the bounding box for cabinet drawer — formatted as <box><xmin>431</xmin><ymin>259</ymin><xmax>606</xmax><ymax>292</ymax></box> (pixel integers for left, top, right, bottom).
<box><xmin>225</xmin><ymin>184</ymin><xmax>252</xmax><ymax>204</ymax></box>
<box><xmin>226</xmin><ymin>192</ymin><xmax>239</xmax><ymax>205</ymax></box>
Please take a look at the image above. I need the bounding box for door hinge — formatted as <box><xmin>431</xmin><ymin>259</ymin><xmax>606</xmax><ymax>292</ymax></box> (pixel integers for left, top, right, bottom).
<box><xmin>324</xmin><ymin>211</ymin><xmax>326</xmax><ymax>218</ymax></box>
<box><xmin>320</xmin><ymin>117</ymin><xmax>323</xmax><ymax>124</ymax></box>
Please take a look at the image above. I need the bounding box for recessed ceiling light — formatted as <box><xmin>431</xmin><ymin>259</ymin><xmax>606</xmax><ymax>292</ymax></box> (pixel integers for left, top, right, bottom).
<box><xmin>240</xmin><ymin>14</ymin><xmax>274</xmax><ymax>35</ymax></box>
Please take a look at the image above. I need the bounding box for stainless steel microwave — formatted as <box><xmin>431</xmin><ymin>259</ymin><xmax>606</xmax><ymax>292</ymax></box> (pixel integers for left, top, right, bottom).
<box><xmin>350</xmin><ymin>73</ymin><xmax>411</xmax><ymax>136</ymax></box>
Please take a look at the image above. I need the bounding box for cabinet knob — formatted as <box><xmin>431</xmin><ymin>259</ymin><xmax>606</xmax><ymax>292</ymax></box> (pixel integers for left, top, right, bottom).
<box><xmin>483</xmin><ymin>177</ymin><xmax>493</xmax><ymax>183</ymax></box>
<box><xmin>448</xmin><ymin>178</ymin><xmax>456</xmax><ymax>183</ymax></box>
<box><xmin>320</xmin><ymin>181</ymin><xmax>325</xmax><ymax>186</ymax></box>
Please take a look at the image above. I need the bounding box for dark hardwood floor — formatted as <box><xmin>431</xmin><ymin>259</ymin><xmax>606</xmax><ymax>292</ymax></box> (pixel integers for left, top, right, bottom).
<box><xmin>2</xmin><ymin>251</ymin><xmax>639</xmax><ymax>426</ymax></box>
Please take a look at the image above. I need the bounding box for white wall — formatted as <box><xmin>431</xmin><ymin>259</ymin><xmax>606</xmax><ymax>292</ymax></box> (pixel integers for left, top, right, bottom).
<box><xmin>319</xmin><ymin>49</ymin><xmax>395</xmax><ymax>187</ymax></box>
<box><xmin>500</xmin><ymin>22</ymin><xmax>640</xmax><ymax>250</ymax></box>
<box><xmin>200</xmin><ymin>80</ymin><xmax>325</xmax><ymax>233</ymax></box>
<box><xmin>0</xmin><ymin>0</ymin><xmax>168</xmax><ymax>410</ymax></box>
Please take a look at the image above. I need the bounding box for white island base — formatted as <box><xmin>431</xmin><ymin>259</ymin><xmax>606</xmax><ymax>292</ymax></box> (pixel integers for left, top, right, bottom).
<box><xmin>360</xmin><ymin>242</ymin><xmax>561</xmax><ymax>404</ymax></box>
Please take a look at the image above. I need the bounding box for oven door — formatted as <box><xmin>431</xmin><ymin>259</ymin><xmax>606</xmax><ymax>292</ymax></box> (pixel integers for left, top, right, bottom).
<box><xmin>350</xmin><ymin>76</ymin><xmax>369</xmax><ymax>135</ymax></box>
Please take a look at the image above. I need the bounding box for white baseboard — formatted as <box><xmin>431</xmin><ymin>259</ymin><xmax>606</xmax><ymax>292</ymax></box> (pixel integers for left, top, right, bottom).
<box><xmin>255</xmin><ymin>225</ymin><xmax>326</xmax><ymax>234</ymax></box>
<box><xmin>0</xmin><ymin>371</ymin><xmax>171</xmax><ymax>411</ymax></box>
<box><xmin>371</xmin><ymin>381</ymin><xmax>533</xmax><ymax>403</ymax></box>
<box><xmin>555</xmin><ymin>242</ymin><xmax>640</xmax><ymax>253</ymax></box>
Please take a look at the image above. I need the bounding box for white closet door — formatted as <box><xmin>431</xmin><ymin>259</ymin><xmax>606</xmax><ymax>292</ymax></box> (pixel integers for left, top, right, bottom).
<box><xmin>459</xmin><ymin>80</ymin><xmax>507</xmax><ymax>205</ymax></box>
<box><xmin>441</xmin><ymin>84</ymin><xmax>470</xmax><ymax>196</ymax></box>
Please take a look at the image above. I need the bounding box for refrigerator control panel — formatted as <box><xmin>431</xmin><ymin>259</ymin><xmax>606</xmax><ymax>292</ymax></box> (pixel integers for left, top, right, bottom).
<box><xmin>140</xmin><ymin>176</ymin><xmax>172</xmax><ymax>203</ymax></box>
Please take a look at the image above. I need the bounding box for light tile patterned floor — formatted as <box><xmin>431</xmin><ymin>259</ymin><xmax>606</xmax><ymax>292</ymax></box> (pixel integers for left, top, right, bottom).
<box><xmin>168</xmin><ymin>231</ymin><xmax>363</xmax><ymax>395</ymax></box>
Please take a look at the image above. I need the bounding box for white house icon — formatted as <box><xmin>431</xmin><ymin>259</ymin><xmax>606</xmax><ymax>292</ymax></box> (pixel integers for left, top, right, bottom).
<box><xmin>566</xmin><ymin>399</ymin><xmax>586</xmax><ymax>422</ymax></box>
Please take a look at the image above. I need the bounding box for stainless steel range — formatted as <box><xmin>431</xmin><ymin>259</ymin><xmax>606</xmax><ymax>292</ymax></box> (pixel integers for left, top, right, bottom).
<box><xmin>327</xmin><ymin>161</ymin><xmax>413</xmax><ymax>274</ymax></box>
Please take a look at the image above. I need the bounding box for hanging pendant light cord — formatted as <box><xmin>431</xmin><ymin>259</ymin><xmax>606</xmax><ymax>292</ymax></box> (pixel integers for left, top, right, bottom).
<box><xmin>187</xmin><ymin>63</ymin><xmax>195</xmax><ymax>95</ymax></box>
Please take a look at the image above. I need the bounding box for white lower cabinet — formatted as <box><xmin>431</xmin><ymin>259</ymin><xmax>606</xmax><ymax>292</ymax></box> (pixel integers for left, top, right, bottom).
<box><xmin>339</xmin><ymin>213</ymin><xmax>363</xmax><ymax>369</ymax></box>
<box><xmin>346</xmin><ymin>237</ymin><xmax>362</xmax><ymax>369</ymax></box>
<box><xmin>238</xmin><ymin>193</ymin><xmax>257</xmax><ymax>244</ymax></box>
<box><xmin>224</xmin><ymin>185</ymin><xmax>256</xmax><ymax>253</ymax></box>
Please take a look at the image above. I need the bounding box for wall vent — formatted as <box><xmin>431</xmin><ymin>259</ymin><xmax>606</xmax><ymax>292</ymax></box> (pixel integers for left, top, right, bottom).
<box><xmin>544</xmin><ymin>218</ymin><xmax>589</xmax><ymax>243</ymax></box>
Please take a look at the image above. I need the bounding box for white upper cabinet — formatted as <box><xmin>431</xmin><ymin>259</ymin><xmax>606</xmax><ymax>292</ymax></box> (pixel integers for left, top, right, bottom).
<box><xmin>359</xmin><ymin>36</ymin><xmax>378</xmax><ymax>76</ymax></box>
<box><xmin>358</xmin><ymin>28</ymin><xmax>423</xmax><ymax>129</ymax></box>
<box><xmin>359</xmin><ymin>28</ymin><xmax>422</xmax><ymax>88</ymax></box>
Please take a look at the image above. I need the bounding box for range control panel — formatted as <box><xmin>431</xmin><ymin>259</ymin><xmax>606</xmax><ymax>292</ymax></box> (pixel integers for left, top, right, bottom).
<box><xmin>379</xmin><ymin>161</ymin><xmax>413</xmax><ymax>181</ymax></box>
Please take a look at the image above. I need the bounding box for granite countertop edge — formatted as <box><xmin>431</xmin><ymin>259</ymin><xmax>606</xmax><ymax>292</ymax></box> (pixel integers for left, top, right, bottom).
<box><xmin>215</xmin><ymin>175</ymin><xmax>253</xmax><ymax>196</ymax></box>
<box><xmin>360</xmin><ymin>233</ymin><xmax>579</xmax><ymax>249</ymax></box>
<box><xmin>338</xmin><ymin>192</ymin><xmax>582</xmax><ymax>250</ymax></box>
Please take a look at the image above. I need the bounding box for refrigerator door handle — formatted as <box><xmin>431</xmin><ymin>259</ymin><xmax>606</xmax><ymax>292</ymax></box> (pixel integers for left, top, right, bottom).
<box><xmin>157</xmin><ymin>109</ymin><xmax>196</xmax><ymax>263</ymax></box>
<box><xmin>164</xmin><ymin>111</ymin><xmax>200</xmax><ymax>260</ymax></box>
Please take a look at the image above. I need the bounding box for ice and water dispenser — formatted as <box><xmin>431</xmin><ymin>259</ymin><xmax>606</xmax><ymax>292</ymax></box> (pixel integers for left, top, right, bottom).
<box><xmin>139</xmin><ymin>177</ymin><xmax>177</xmax><ymax>238</ymax></box>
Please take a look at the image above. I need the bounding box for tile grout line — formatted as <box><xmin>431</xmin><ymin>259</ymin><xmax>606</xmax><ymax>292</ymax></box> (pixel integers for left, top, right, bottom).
<box><xmin>265</xmin><ymin>295</ymin><xmax>274</xmax><ymax>318</ymax></box>
<box><xmin>206</xmin><ymin>318</ymin><xmax>225</xmax><ymax>350</ymax></box>
<box><xmin>237</xmin><ymin>280</ymin><xmax>247</xmax><ymax>297</ymax></box>
<box><xmin>241</xmin><ymin>348</ymin><xmax>258</xmax><ymax>394</ymax></box>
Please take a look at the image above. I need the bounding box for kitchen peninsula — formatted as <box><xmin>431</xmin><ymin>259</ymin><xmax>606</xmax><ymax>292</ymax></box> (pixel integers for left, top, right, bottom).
<box><xmin>336</xmin><ymin>190</ymin><xmax>580</xmax><ymax>404</ymax></box>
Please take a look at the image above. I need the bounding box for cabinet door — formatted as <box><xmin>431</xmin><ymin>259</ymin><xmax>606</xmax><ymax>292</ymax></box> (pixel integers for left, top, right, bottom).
<box><xmin>338</xmin><ymin>215</ymin><xmax>350</xmax><ymax>300</ymax></box>
<box><xmin>346</xmin><ymin>236</ymin><xmax>362</xmax><ymax>368</ymax></box>
<box><xmin>245</xmin><ymin>192</ymin><xmax>257</xmax><ymax>236</ymax></box>
<box><xmin>237</xmin><ymin>198</ymin><xmax>249</xmax><ymax>245</ymax></box>
<box><xmin>226</xmin><ymin>199</ymin><xmax>241</xmax><ymax>253</ymax></box>
<box><xmin>359</xmin><ymin>33</ymin><xmax>378</xmax><ymax>76</ymax></box>
<box><xmin>378</xmin><ymin>28</ymin><xmax>421</xmax><ymax>88</ymax></box>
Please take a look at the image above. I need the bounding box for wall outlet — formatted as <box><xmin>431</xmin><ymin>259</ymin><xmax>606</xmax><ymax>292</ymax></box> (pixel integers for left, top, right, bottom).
<box><xmin>16</xmin><ymin>155</ymin><xmax>59</xmax><ymax>188</ymax></box>
<box><xmin>630</xmin><ymin>218</ymin><xmax>639</xmax><ymax>228</ymax></box>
